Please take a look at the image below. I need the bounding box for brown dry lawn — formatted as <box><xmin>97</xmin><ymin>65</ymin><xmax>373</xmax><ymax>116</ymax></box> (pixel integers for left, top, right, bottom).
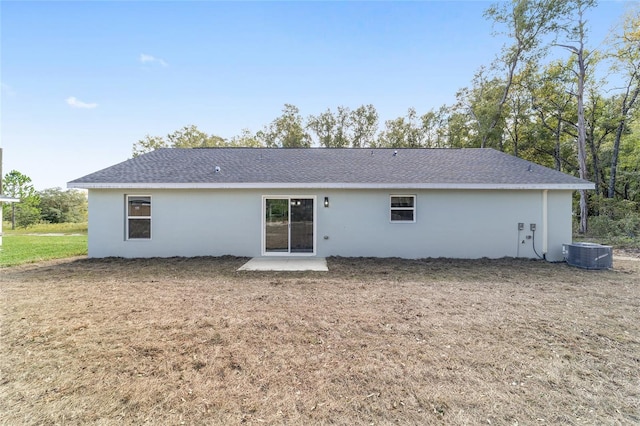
<box><xmin>1</xmin><ymin>256</ymin><xmax>639</xmax><ymax>425</ymax></box>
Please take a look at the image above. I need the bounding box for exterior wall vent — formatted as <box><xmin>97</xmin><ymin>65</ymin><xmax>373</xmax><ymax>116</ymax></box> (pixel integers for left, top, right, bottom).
<box><xmin>565</xmin><ymin>242</ymin><xmax>612</xmax><ymax>270</ymax></box>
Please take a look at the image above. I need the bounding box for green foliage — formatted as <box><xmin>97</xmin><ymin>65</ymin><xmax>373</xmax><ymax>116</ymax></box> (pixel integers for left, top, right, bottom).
<box><xmin>587</xmin><ymin>197</ymin><xmax>640</xmax><ymax>245</ymax></box>
<box><xmin>258</xmin><ymin>104</ymin><xmax>311</xmax><ymax>148</ymax></box>
<box><xmin>132</xmin><ymin>135</ymin><xmax>167</xmax><ymax>158</ymax></box>
<box><xmin>38</xmin><ymin>188</ymin><xmax>88</xmax><ymax>223</ymax></box>
<box><xmin>479</xmin><ymin>0</ymin><xmax>569</xmax><ymax>151</ymax></box>
<box><xmin>13</xmin><ymin>199</ymin><xmax>41</xmax><ymax>228</ymax></box>
<box><xmin>350</xmin><ymin>104</ymin><xmax>379</xmax><ymax>148</ymax></box>
<box><xmin>3</xmin><ymin>170</ymin><xmax>37</xmax><ymax>199</ymax></box>
<box><xmin>605</xmin><ymin>7</ymin><xmax>640</xmax><ymax>198</ymax></box>
<box><xmin>2</xmin><ymin>170</ymin><xmax>41</xmax><ymax>228</ymax></box>
<box><xmin>463</xmin><ymin>77</ymin><xmax>506</xmax><ymax>148</ymax></box>
<box><xmin>3</xmin><ymin>221</ymin><xmax>87</xmax><ymax>235</ymax></box>
<box><xmin>307</xmin><ymin>105</ymin><xmax>379</xmax><ymax>148</ymax></box>
<box><xmin>131</xmin><ymin>125</ymin><xmax>262</xmax><ymax>158</ymax></box>
<box><xmin>227</xmin><ymin>129</ymin><xmax>263</xmax><ymax>147</ymax></box>
<box><xmin>167</xmin><ymin>125</ymin><xmax>227</xmax><ymax>148</ymax></box>
<box><xmin>2</xmin><ymin>172</ymin><xmax>89</xmax><ymax>226</ymax></box>
<box><xmin>420</xmin><ymin>107</ymin><xmax>449</xmax><ymax>148</ymax></box>
<box><xmin>377</xmin><ymin>108</ymin><xmax>426</xmax><ymax>148</ymax></box>
<box><xmin>527</xmin><ymin>60</ymin><xmax>578</xmax><ymax>171</ymax></box>
<box><xmin>308</xmin><ymin>108</ymin><xmax>341</xmax><ymax>148</ymax></box>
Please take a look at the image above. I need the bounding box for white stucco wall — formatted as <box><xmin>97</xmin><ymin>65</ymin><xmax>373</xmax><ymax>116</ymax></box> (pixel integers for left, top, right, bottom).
<box><xmin>87</xmin><ymin>188</ymin><xmax>573</xmax><ymax>261</ymax></box>
<box><xmin>88</xmin><ymin>189</ymin><xmax>262</xmax><ymax>258</ymax></box>
<box><xmin>545</xmin><ymin>190</ymin><xmax>574</xmax><ymax>262</ymax></box>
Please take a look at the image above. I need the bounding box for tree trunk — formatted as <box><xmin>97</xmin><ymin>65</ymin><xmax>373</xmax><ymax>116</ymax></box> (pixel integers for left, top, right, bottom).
<box><xmin>586</xmin><ymin>113</ymin><xmax>601</xmax><ymax>197</ymax></box>
<box><xmin>608</xmin><ymin>85</ymin><xmax>639</xmax><ymax>198</ymax></box>
<box><xmin>576</xmin><ymin>50</ymin><xmax>589</xmax><ymax>234</ymax></box>
<box><xmin>608</xmin><ymin>122</ymin><xmax>624</xmax><ymax>199</ymax></box>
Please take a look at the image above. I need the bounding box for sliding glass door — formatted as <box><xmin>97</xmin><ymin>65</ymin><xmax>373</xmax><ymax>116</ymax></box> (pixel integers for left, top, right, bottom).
<box><xmin>290</xmin><ymin>198</ymin><xmax>314</xmax><ymax>253</ymax></box>
<box><xmin>265</xmin><ymin>198</ymin><xmax>289</xmax><ymax>253</ymax></box>
<box><xmin>264</xmin><ymin>197</ymin><xmax>314</xmax><ymax>255</ymax></box>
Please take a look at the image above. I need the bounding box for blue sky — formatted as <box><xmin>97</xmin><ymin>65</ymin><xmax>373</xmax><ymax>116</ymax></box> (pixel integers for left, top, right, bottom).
<box><xmin>0</xmin><ymin>1</ymin><xmax>632</xmax><ymax>190</ymax></box>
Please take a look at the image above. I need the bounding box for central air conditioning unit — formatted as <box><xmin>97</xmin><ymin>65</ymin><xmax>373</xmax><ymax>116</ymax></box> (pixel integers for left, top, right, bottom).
<box><xmin>564</xmin><ymin>242</ymin><xmax>613</xmax><ymax>270</ymax></box>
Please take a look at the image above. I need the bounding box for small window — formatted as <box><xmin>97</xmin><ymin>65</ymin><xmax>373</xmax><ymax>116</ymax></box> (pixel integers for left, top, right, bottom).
<box><xmin>390</xmin><ymin>195</ymin><xmax>415</xmax><ymax>222</ymax></box>
<box><xmin>127</xmin><ymin>195</ymin><xmax>151</xmax><ymax>239</ymax></box>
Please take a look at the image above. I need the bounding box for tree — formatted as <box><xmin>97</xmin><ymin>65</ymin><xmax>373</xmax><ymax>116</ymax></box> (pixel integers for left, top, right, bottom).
<box><xmin>482</xmin><ymin>0</ymin><xmax>567</xmax><ymax>148</ymax></box>
<box><xmin>258</xmin><ymin>104</ymin><xmax>311</xmax><ymax>148</ymax></box>
<box><xmin>131</xmin><ymin>125</ymin><xmax>230</xmax><ymax>157</ymax></box>
<box><xmin>2</xmin><ymin>170</ymin><xmax>40</xmax><ymax>229</ymax></box>
<box><xmin>167</xmin><ymin>125</ymin><xmax>227</xmax><ymax>148</ymax></box>
<box><xmin>333</xmin><ymin>106</ymin><xmax>352</xmax><ymax>148</ymax></box>
<box><xmin>443</xmin><ymin>109</ymin><xmax>474</xmax><ymax>148</ymax></box>
<box><xmin>307</xmin><ymin>106</ymin><xmax>354</xmax><ymax>148</ymax></box>
<box><xmin>420</xmin><ymin>106</ymin><xmax>450</xmax><ymax>148</ymax></box>
<box><xmin>228</xmin><ymin>129</ymin><xmax>264</xmax><ymax>147</ymax></box>
<box><xmin>456</xmin><ymin>68</ymin><xmax>508</xmax><ymax>149</ymax></box>
<box><xmin>554</xmin><ymin>0</ymin><xmax>597</xmax><ymax>233</ymax></box>
<box><xmin>584</xmin><ymin>85</ymin><xmax>617</xmax><ymax>196</ymax></box>
<box><xmin>307</xmin><ymin>109</ymin><xmax>339</xmax><ymax>147</ymax></box>
<box><xmin>606</xmin><ymin>7</ymin><xmax>640</xmax><ymax>198</ymax></box>
<box><xmin>529</xmin><ymin>60</ymin><xmax>578</xmax><ymax>171</ymax></box>
<box><xmin>376</xmin><ymin>108</ymin><xmax>426</xmax><ymax>148</ymax></box>
<box><xmin>38</xmin><ymin>188</ymin><xmax>88</xmax><ymax>223</ymax></box>
<box><xmin>350</xmin><ymin>104</ymin><xmax>379</xmax><ymax>148</ymax></box>
<box><xmin>616</xmin><ymin>118</ymin><xmax>640</xmax><ymax>202</ymax></box>
<box><xmin>503</xmin><ymin>73</ymin><xmax>533</xmax><ymax>158</ymax></box>
<box><xmin>132</xmin><ymin>135</ymin><xmax>167</xmax><ymax>158</ymax></box>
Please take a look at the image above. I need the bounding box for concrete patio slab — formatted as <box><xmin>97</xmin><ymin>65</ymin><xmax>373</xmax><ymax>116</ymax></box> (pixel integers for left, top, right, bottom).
<box><xmin>238</xmin><ymin>257</ymin><xmax>328</xmax><ymax>271</ymax></box>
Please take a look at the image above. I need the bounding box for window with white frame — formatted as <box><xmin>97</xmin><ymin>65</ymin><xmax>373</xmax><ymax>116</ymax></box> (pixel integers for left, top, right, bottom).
<box><xmin>127</xmin><ymin>195</ymin><xmax>151</xmax><ymax>239</ymax></box>
<box><xmin>390</xmin><ymin>195</ymin><xmax>415</xmax><ymax>222</ymax></box>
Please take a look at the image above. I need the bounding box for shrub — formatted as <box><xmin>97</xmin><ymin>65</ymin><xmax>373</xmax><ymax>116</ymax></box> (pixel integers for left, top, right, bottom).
<box><xmin>585</xmin><ymin>198</ymin><xmax>640</xmax><ymax>245</ymax></box>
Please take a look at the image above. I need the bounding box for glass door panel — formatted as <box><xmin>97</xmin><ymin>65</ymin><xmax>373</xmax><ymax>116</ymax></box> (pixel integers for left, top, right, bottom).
<box><xmin>265</xmin><ymin>199</ymin><xmax>289</xmax><ymax>253</ymax></box>
<box><xmin>290</xmin><ymin>198</ymin><xmax>314</xmax><ymax>253</ymax></box>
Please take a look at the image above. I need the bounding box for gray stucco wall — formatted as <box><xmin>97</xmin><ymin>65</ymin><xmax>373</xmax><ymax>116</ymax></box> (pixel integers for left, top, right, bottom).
<box><xmin>87</xmin><ymin>188</ymin><xmax>573</xmax><ymax>261</ymax></box>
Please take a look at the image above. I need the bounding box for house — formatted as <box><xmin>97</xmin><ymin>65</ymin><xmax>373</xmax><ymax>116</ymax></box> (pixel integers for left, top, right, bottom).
<box><xmin>67</xmin><ymin>148</ymin><xmax>594</xmax><ymax>262</ymax></box>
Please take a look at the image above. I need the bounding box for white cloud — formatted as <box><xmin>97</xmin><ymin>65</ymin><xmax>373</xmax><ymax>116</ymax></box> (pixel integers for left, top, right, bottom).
<box><xmin>66</xmin><ymin>96</ymin><xmax>98</xmax><ymax>109</ymax></box>
<box><xmin>139</xmin><ymin>53</ymin><xmax>168</xmax><ymax>67</ymax></box>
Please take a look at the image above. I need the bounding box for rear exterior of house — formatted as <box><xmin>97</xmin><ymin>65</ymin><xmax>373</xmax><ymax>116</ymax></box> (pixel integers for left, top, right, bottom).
<box><xmin>68</xmin><ymin>148</ymin><xmax>594</xmax><ymax>262</ymax></box>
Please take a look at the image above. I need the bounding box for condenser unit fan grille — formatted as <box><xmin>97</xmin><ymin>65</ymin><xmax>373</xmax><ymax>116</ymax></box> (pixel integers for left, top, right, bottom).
<box><xmin>566</xmin><ymin>242</ymin><xmax>612</xmax><ymax>270</ymax></box>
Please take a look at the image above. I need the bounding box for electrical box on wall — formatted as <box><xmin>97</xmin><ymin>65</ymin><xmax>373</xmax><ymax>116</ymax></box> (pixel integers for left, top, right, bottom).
<box><xmin>518</xmin><ymin>223</ymin><xmax>524</xmax><ymax>231</ymax></box>
<box><xmin>530</xmin><ymin>223</ymin><xmax>536</xmax><ymax>231</ymax></box>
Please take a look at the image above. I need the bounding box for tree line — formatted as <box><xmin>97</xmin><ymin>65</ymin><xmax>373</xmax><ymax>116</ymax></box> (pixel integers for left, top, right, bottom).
<box><xmin>4</xmin><ymin>1</ymin><xmax>638</xmax><ymax>239</ymax></box>
<box><xmin>2</xmin><ymin>170</ymin><xmax>87</xmax><ymax>229</ymax></box>
<box><xmin>132</xmin><ymin>1</ymin><xmax>639</xmax><ymax>238</ymax></box>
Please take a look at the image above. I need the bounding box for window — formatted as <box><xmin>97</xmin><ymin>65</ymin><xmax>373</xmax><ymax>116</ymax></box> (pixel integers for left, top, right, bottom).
<box><xmin>127</xmin><ymin>195</ymin><xmax>151</xmax><ymax>239</ymax></box>
<box><xmin>390</xmin><ymin>195</ymin><xmax>415</xmax><ymax>222</ymax></box>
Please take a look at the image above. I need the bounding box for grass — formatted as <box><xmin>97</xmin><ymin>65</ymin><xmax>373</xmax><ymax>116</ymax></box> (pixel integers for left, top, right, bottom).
<box><xmin>1</xmin><ymin>256</ymin><xmax>639</xmax><ymax>425</ymax></box>
<box><xmin>2</xmin><ymin>221</ymin><xmax>87</xmax><ymax>235</ymax></box>
<box><xmin>0</xmin><ymin>222</ymin><xmax>87</xmax><ymax>267</ymax></box>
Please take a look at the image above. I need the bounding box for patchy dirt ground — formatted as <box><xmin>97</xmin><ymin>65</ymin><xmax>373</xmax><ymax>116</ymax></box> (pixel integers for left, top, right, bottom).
<box><xmin>616</xmin><ymin>247</ymin><xmax>640</xmax><ymax>261</ymax></box>
<box><xmin>1</xmin><ymin>256</ymin><xmax>639</xmax><ymax>425</ymax></box>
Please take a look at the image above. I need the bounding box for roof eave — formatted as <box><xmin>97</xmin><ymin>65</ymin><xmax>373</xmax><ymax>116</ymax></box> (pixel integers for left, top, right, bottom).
<box><xmin>68</xmin><ymin>182</ymin><xmax>595</xmax><ymax>191</ymax></box>
<box><xmin>0</xmin><ymin>195</ymin><xmax>20</xmax><ymax>203</ymax></box>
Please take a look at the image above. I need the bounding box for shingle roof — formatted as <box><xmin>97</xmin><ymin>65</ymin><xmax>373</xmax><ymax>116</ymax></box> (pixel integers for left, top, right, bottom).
<box><xmin>68</xmin><ymin>148</ymin><xmax>594</xmax><ymax>190</ymax></box>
